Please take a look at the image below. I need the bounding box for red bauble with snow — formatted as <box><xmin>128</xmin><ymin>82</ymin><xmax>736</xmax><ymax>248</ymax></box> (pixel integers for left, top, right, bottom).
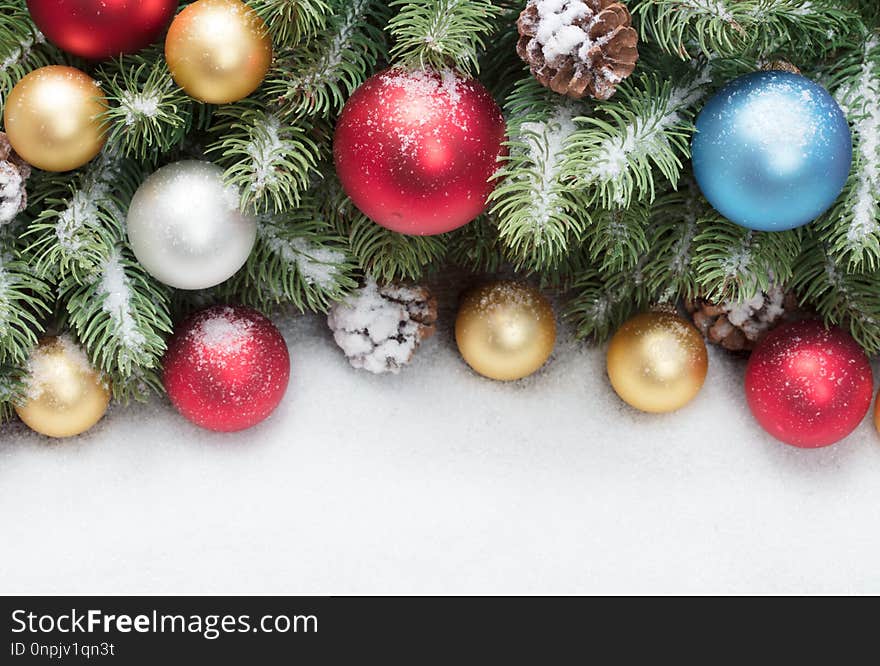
<box><xmin>745</xmin><ymin>320</ymin><xmax>873</xmax><ymax>448</ymax></box>
<box><xmin>27</xmin><ymin>0</ymin><xmax>177</xmax><ymax>60</ymax></box>
<box><xmin>163</xmin><ymin>305</ymin><xmax>290</xmax><ymax>432</ymax></box>
<box><xmin>333</xmin><ymin>67</ymin><xmax>507</xmax><ymax>236</ymax></box>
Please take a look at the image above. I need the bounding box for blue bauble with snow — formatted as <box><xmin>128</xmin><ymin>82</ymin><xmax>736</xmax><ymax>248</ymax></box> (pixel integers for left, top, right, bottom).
<box><xmin>691</xmin><ymin>71</ymin><xmax>852</xmax><ymax>232</ymax></box>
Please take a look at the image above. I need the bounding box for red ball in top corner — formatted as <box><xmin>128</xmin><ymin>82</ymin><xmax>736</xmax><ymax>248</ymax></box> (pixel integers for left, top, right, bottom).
<box><xmin>333</xmin><ymin>67</ymin><xmax>507</xmax><ymax>236</ymax></box>
<box><xmin>745</xmin><ymin>320</ymin><xmax>873</xmax><ymax>448</ymax></box>
<box><xmin>163</xmin><ymin>305</ymin><xmax>291</xmax><ymax>433</ymax></box>
<box><xmin>27</xmin><ymin>0</ymin><xmax>177</xmax><ymax>60</ymax></box>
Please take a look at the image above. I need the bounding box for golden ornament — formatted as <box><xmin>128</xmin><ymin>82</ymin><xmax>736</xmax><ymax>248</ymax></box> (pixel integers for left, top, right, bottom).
<box><xmin>874</xmin><ymin>389</ymin><xmax>880</xmax><ymax>435</ymax></box>
<box><xmin>455</xmin><ymin>281</ymin><xmax>556</xmax><ymax>381</ymax></box>
<box><xmin>606</xmin><ymin>311</ymin><xmax>708</xmax><ymax>413</ymax></box>
<box><xmin>15</xmin><ymin>337</ymin><xmax>110</xmax><ymax>439</ymax></box>
<box><xmin>3</xmin><ymin>66</ymin><xmax>107</xmax><ymax>172</ymax></box>
<box><xmin>165</xmin><ymin>0</ymin><xmax>273</xmax><ymax>104</ymax></box>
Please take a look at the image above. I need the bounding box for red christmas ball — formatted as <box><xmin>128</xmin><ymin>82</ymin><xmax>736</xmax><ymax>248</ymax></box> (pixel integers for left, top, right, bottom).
<box><xmin>333</xmin><ymin>67</ymin><xmax>507</xmax><ymax>236</ymax></box>
<box><xmin>745</xmin><ymin>320</ymin><xmax>873</xmax><ymax>448</ymax></box>
<box><xmin>163</xmin><ymin>305</ymin><xmax>290</xmax><ymax>432</ymax></box>
<box><xmin>27</xmin><ymin>0</ymin><xmax>177</xmax><ymax>60</ymax></box>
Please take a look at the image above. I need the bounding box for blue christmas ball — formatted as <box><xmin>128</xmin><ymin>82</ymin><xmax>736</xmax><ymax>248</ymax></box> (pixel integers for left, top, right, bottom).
<box><xmin>691</xmin><ymin>71</ymin><xmax>852</xmax><ymax>232</ymax></box>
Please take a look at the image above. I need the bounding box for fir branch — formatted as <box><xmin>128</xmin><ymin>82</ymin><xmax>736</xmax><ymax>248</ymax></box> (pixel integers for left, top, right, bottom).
<box><xmin>268</xmin><ymin>0</ymin><xmax>387</xmax><ymax>119</ymax></box>
<box><xmin>446</xmin><ymin>215</ymin><xmax>505</xmax><ymax>274</ymax></box>
<box><xmin>0</xmin><ymin>361</ymin><xmax>24</xmax><ymax>423</ymax></box>
<box><xmin>588</xmin><ymin>203</ymin><xmax>651</xmax><ymax>274</ymax></box>
<box><xmin>207</xmin><ymin>105</ymin><xmax>323</xmax><ymax>214</ymax></box>
<box><xmin>387</xmin><ymin>0</ymin><xmax>499</xmax><ymax>75</ymax></box>
<box><xmin>635</xmin><ymin>0</ymin><xmax>861</xmax><ymax>60</ymax></box>
<box><xmin>791</xmin><ymin>239</ymin><xmax>880</xmax><ymax>353</ymax></box>
<box><xmin>0</xmin><ymin>2</ymin><xmax>56</xmax><ymax>102</ymax></box>
<box><xmin>59</xmin><ymin>244</ymin><xmax>171</xmax><ymax>399</ymax></box>
<box><xmin>816</xmin><ymin>34</ymin><xmax>880</xmax><ymax>270</ymax></box>
<box><xmin>0</xmin><ymin>249</ymin><xmax>51</xmax><ymax>364</ymax></box>
<box><xmin>564</xmin><ymin>264</ymin><xmax>645</xmax><ymax>342</ymax></box>
<box><xmin>251</xmin><ymin>0</ymin><xmax>330</xmax><ymax>47</ymax></box>
<box><xmin>642</xmin><ymin>182</ymin><xmax>704</xmax><ymax>302</ymax></box>
<box><xmin>24</xmin><ymin>151</ymin><xmax>140</xmax><ymax>283</ymax></box>
<box><xmin>490</xmin><ymin>79</ymin><xmax>588</xmax><ymax>271</ymax></box>
<box><xmin>345</xmin><ymin>213</ymin><xmax>448</xmax><ymax>283</ymax></box>
<box><xmin>98</xmin><ymin>54</ymin><xmax>194</xmax><ymax>161</ymax></box>
<box><xmin>692</xmin><ymin>215</ymin><xmax>801</xmax><ymax>302</ymax></box>
<box><xmin>570</xmin><ymin>69</ymin><xmax>710</xmax><ymax>208</ymax></box>
<box><xmin>224</xmin><ymin>209</ymin><xmax>357</xmax><ymax>312</ymax></box>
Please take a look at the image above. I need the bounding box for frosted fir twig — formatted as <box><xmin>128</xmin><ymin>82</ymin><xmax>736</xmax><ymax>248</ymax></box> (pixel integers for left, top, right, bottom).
<box><xmin>24</xmin><ymin>151</ymin><xmax>132</xmax><ymax>282</ymax></box>
<box><xmin>268</xmin><ymin>0</ymin><xmax>386</xmax><ymax>119</ymax></box>
<box><xmin>221</xmin><ymin>211</ymin><xmax>357</xmax><ymax>313</ymax></box>
<box><xmin>0</xmin><ymin>247</ymin><xmax>50</xmax><ymax>365</ymax></box>
<box><xmin>250</xmin><ymin>0</ymin><xmax>330</xmax><ymax>47</ymax></box>
<box><xmin>692</xmin><ymin>216</ymin><xmax>801</xmax><ymax>302</ymax></box>
<box><xmin>208</xmin><ymin>108</ymin><xmax>322</xmax><ymax>214</ymax></box>
<box><xmin>99</xmin><ymin>57</ymin><xmax>192</xmax><ymax>160</ymax></box>
<box><xmin>818</xmin><ymin>35</ymin><xmax>880</xmax><ymax>269</ymax></box>
<box><xmin>387</xmin><ymin>0</ymin><xmax>499</xmax><ymax>75</ymax></box>
<box><xmin>491</xmin><ymin>88</ymin><xmax>588</xmax><ymax>270</ymax></box>
<box><xmin>635</xmin><ymin>0</ymin><xmax>860</xmax><ymax>59</ymax></box>
<box><xmin>60</xmin><ymin>244</ymin><xmax>171</xmax><ymax>394</ymax></box>
<box><xmin>571</xmin><ymin>68</ymin><xmax>711</xmax><ymax>208</ymax></box>
<box><xmin>0</xmin><ymin>5</ymin><xmax>53</xmax><ymax>99</ymax></box>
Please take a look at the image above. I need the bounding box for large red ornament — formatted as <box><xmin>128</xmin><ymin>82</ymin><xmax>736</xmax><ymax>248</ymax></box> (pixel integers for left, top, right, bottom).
<box><xmin>163</xmin><ymin>305</ymin><xmax>290</xmax><ymax>432</ymax></box>
<box><xmin>334</xmin><ymin>67</ymin><xmax>507</xmax><ymax>236</ymax></box>
<box><xmin>27</xmin><ymin>0</ymin><xmax>177</xmax><ymax>60</ymax></box>
<box><xmin>745</xmin><ymin>320</ymin><xmax>873</xmax><ymax>448</ymax></box>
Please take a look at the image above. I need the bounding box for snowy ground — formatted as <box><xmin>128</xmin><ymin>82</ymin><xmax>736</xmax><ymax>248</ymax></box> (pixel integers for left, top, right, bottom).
<box><xmin>3</xmin><ymin>312</ymin><xmax>880</xmax><ymax>595</ymax></box>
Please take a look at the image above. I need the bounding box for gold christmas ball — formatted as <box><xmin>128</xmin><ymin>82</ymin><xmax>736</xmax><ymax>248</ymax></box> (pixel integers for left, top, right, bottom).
<box><xmin>3</xmin><ymin>66</ymin><xmax>107</xmax><ymax>172</ymax></box>
<box><xmin>15</xmin><ymin>337</ymin><xmax>111</xmax><ymax>439</ymax></box>
<box><xmin>165</xmin><ymin>0</ymin><xmax>273</xmax><ymax>104</ymax></box>
<box><xmin>455</xmin><ymin>281</ymin><xmax>556</xmax><ymax>381</ymax></box>
<box><xmin>606</xmin><ymin>311</ymin><xmax>708</xmax><ymax>413</ymax></box>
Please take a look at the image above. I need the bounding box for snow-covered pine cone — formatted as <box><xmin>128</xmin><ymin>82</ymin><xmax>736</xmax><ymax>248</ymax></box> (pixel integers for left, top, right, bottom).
<box><xmin>0</xmin><ymin>131</ymin><xmax>30</xmax><ymax>226</ymax></box>
<box><xmin>685</xmin><ymin>286</ymin><xmax>802</xmax><ymax>352</ymax></box>
<box><xmin>327</xmin><ymin>279</ymin><xmax>438</xmax><ymax>374</ymax></box>
<box><xmin>516</xmin><ymin>0</ymin><xmax>639</xmax><ymax>101</ymax></box>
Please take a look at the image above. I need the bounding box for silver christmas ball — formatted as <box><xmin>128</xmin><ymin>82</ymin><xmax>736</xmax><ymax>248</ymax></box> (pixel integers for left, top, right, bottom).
<box><xmin>127</xmin><ymin>160</ymin><xmax>256</xmax><ymax>290</ymax></box>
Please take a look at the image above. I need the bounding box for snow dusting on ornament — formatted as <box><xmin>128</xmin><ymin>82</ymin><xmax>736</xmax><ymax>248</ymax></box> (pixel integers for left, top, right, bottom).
<box><xmin>327</xmin><ymin>279</ymin><xmax>438</xmax><ymax>374</ymax></box>
<box><xmin>745</xmin><ymin>320</ymin><xmax>873</xmax><ymax>448</ymax></box>
<box><xmin>333</xmin><ymin>67</ymin><xmax>507</xmax><ymax>235</ymax></box>
<box><xmin>163</xmin><ymin>305</ymin><xmax>290</xmax><ymax>432</ymax></box>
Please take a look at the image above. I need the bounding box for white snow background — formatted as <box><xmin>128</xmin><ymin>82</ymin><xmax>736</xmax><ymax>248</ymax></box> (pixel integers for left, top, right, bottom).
<box><xmin>2</xmin><ymin>312</ymin><xmax>880</xmax><ymax>595</ymax></box>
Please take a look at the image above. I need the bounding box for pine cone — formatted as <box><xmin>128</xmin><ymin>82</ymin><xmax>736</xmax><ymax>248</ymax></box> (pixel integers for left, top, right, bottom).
<box><xmin>327</xmin><ymin>279</ymin><xmax>438</xmax><ymax>374</ymax></box>
<box><xmin>0</xmin><ymin>131</ymin><xmax>30</xmax><ymax>226</ymax></box>
<box><xmin>684</xmin><ymin>286</ymin><xmax>803</xmax><ymax>352</ymax></box>
<box><xmin>516</xmin><ymin>0</ymin><xmax>639</xmax><ymax>100</ymax></box>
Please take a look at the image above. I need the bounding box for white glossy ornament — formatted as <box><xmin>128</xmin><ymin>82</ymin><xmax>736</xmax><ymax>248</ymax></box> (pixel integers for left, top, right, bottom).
<box><xmin>127</xmin><ymin>160</ymin><xmax>256</xmax><ymax>290</ymax></box>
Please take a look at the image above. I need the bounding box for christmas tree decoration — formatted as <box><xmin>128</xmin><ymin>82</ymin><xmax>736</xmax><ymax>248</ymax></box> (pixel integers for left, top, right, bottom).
<box><xmin>455</xmin><ymin>282</ymin><xmax>556</xmax><ymax>381</ymax></box>
<box><xmin>15</xmin><ymin>336</ymin><xmax>110</xmax><ymax>439</ymax></box>
<box><xmin>685</xmin><ymin>286</ymin><xmax>802</xmax><ymax>353</ymax></box>
<box><xmin>327</xmin><ymin>279</ymin><xmax>438</xmax><ymax>375</ymax></box>
<box><xmin>0</xmin><ymin>131</ymin><xmax>31</xmax><ymax>226</ymax></box>
<box><xmin>607</xmin><ymin>312</ymin><xmax>708</xmax><ymax>413</ymax></box>
<box><xmin>163</xmin><ymin>305</ymin><xmax>290</xmax><ymax>432</ymax></box>
<box><xmin>165</xmin><ymin>0</ymin><xmax>273</xmax><ymax>104</ymax></box>
<box><xmin>3</xmin><ymin>66</ymin><xmax>107</xmax><ymax>172</ymax></box>
<box><xmin>127</xmin><ymin>160</ymin><xmax>257</xmax><ymax>290</ymax></box>
<box><xmin>26</xmin><ymin>0</ymin><xmax>177</xmax><ymax>60</ymax></box>
<box><xmin>745</xmin><ymin>320</ymin><xmax>873</xmax><ymax>448</ymax></box>
<box><xmin>333</xmin><ymin>67</ymin><xmax>507</xmax><ymax>236</ymax></box>
<box><xmin>516</xmin><ymin>0</ymin><xmax>639</xmax><ymax>100</ymax></box>
<box><xmin>692</xmin><ymin>71</ymin><xmax>852</xmax><ymax>232</ymax></box>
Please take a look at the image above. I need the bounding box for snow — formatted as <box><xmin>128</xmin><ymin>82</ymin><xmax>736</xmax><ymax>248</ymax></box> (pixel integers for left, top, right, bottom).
<box><xmin>98</xmin><ymin>249</ymin><xmax>147</xmax><ymax>357</ymax></box>
<box><xmin>23</xmin><ymin>335</ymin><xmax>94</xmax><ymax>401</ymax></box>
<box><xmin>4</xmin><ymin>312</ymin><xmax>880</xmax><ymax>593</ymax></box>
<box><xmin>119</xmin><ymin>89</ymin><xmax>161</xmax><ymax>126</ymax></box>
<box><xmin>0</xmin><ymin>162</ymin><xmax>24</xmax><ymax>225</ymax></box>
